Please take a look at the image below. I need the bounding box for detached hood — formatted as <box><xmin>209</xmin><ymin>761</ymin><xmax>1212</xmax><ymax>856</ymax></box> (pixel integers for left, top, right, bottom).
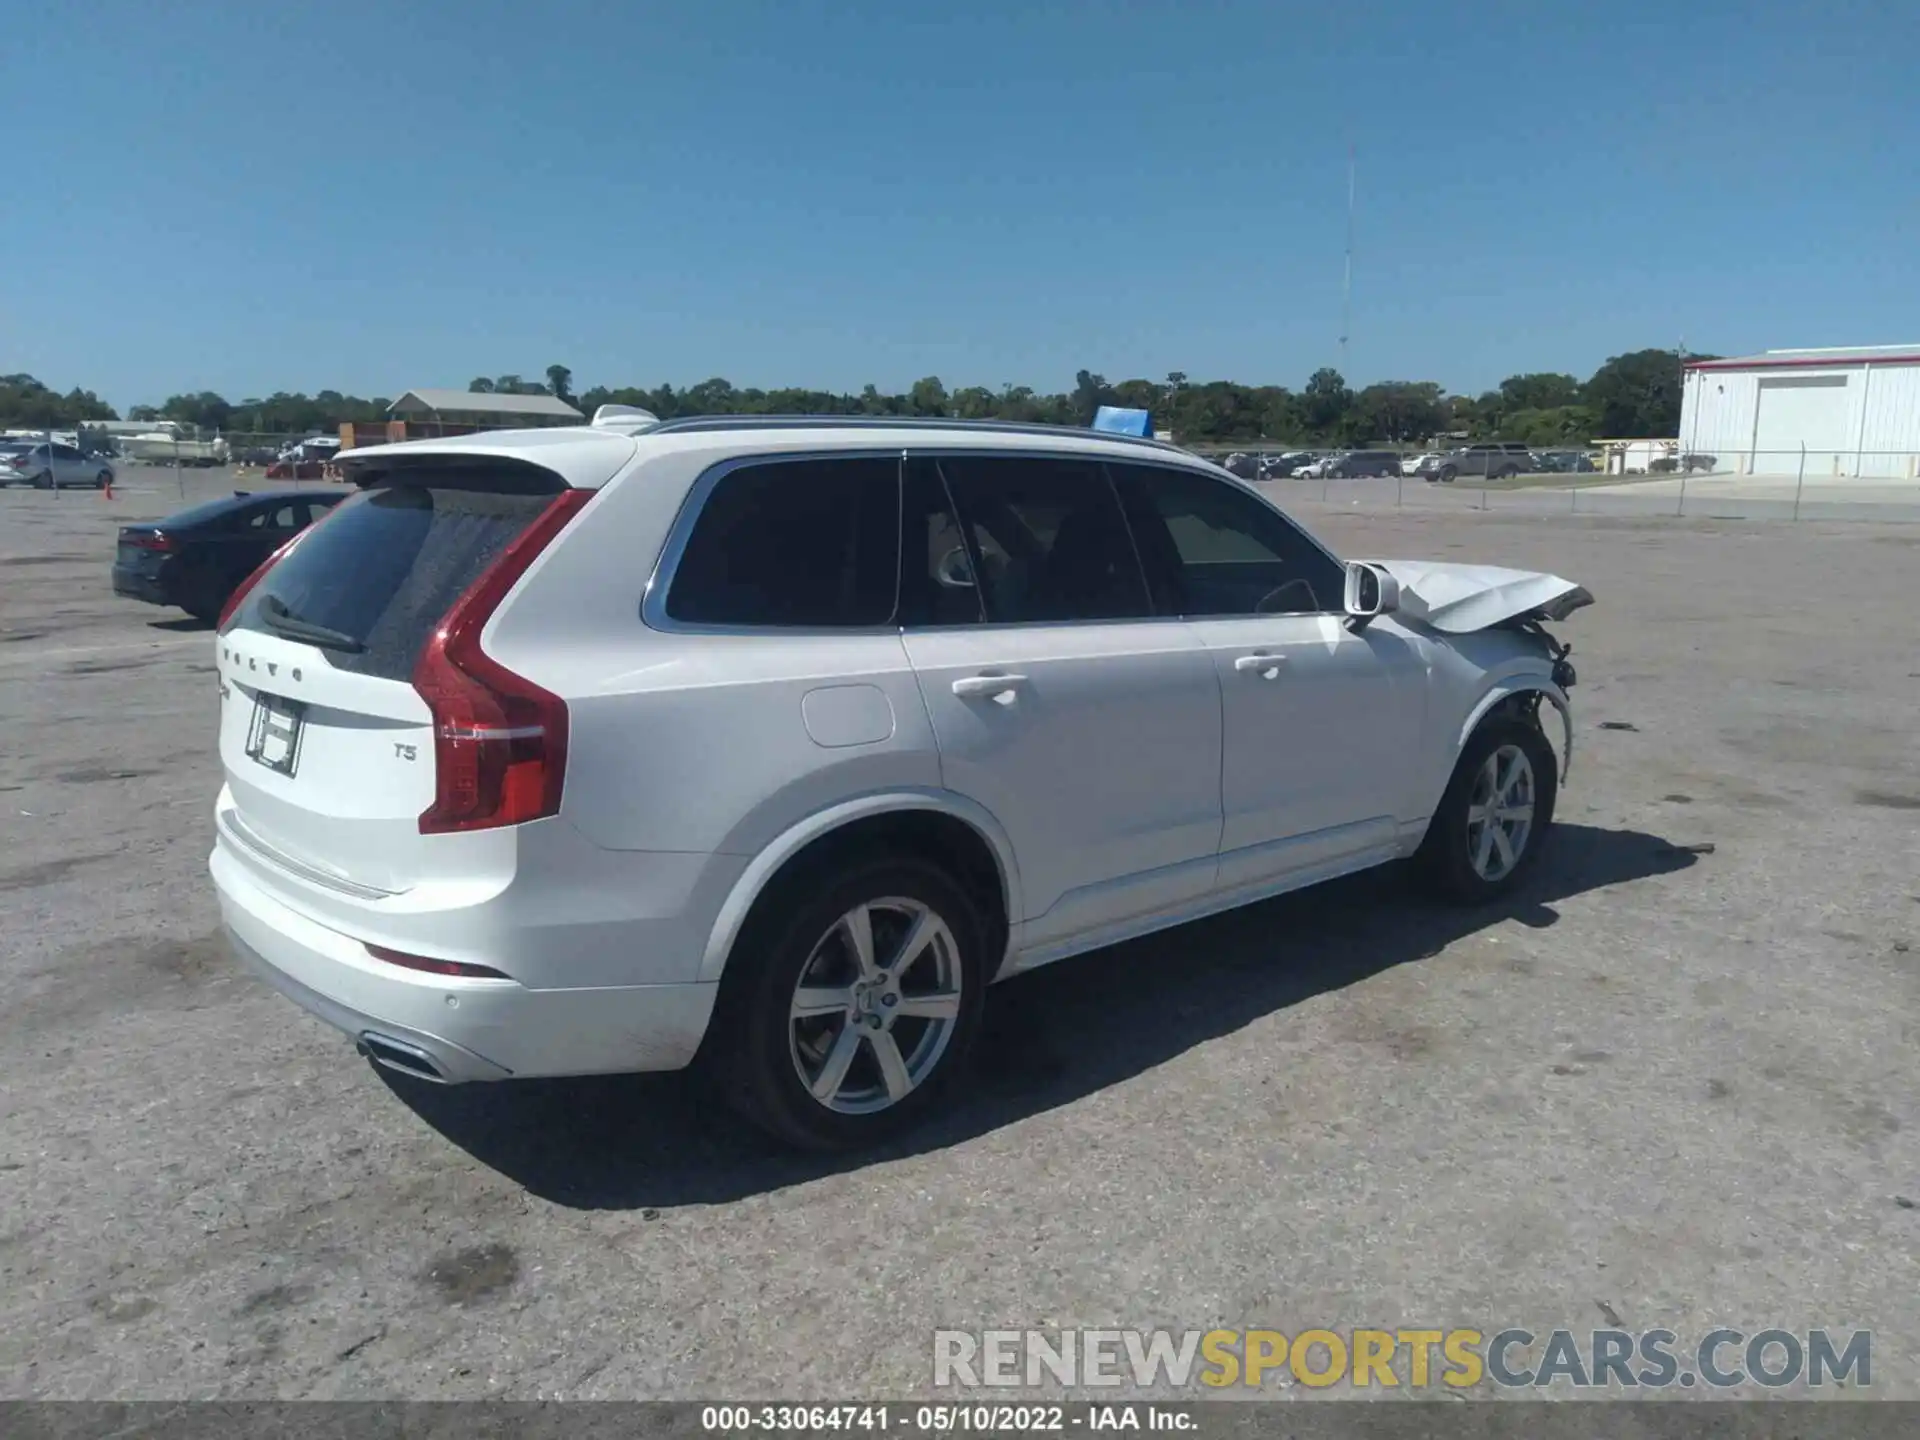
<box><xmin>1360</xmin><ymin>560</ymin><xmax>1593</xmax><ymax>633</ymax></box>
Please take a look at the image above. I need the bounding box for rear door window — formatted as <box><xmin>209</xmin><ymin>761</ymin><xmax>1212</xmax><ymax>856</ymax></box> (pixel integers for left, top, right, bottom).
<box><xmin>663</xmin><ymin>456</ymin><xmax>900</xmax><ymax>628</ymax></box>
<box><xmin>231</xmin><ymin>464</ymin><xmax>567</xmax><ymax>681</ymax></box>
<box><xmin>245</xmin><ymin>502</ymin><xmax>304</xmax><ymax>531</ymax></box>
<box><xmin>935</xmin><ymin>455</ymin><xmax>1151</xmax><ymax>624</ymax></box>
<box><xmin>898</xmin><ymin>458</ymin><xmax>984</xmax><ymax>628</ymax></box>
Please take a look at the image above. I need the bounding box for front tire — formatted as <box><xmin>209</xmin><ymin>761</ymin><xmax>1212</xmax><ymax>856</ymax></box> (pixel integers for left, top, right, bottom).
<box><xmin>1417</xmin><ymin>717</ymin><xmax>1558</xmax><ymax>903</ymax></box>
<box><xmin>707</xmin><ymin>856</ymin><xmax>988</xmax><ymax>1150</ymax></box>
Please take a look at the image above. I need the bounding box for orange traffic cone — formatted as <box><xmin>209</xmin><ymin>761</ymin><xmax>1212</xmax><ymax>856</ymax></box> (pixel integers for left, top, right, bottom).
<box><xmin>101</xmin><ymin>477</ymin><xmax>114</xmax><ymax>500</ymax></box>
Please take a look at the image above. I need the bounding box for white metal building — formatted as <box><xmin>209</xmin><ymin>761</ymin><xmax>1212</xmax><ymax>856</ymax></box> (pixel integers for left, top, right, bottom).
<box><xmin>1678</xmin><ymin>345</ymin><xmax>1920</xmax><ymax>480</ymax></box>
<box><xmin>389</xmin><ymin>389</ymin><xmax>584</xmax><ymax>427</ymax></box>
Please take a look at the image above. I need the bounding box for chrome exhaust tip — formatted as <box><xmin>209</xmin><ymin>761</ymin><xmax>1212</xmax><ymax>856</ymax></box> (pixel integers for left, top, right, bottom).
<box><xmin>357</xmin><ymin>1031</ymin><xmax>447</xmax><ymax>1083</ymax></box>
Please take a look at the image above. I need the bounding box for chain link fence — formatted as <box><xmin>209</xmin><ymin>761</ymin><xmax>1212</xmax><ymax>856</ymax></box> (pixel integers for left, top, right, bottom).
<box><xmin>1193</xmin><ymin>444</ymin><xmax>1920</xmax><ymax>524</ymax></box>
<box><xmin>13</xmin><ymin>428</ymin><xmax>1920</xmax><ymax>525</ymax></box>
<box><xmin>73</xmin><ymin>430</ymin><xmax>348</xmax><ymax>502</ymax></box>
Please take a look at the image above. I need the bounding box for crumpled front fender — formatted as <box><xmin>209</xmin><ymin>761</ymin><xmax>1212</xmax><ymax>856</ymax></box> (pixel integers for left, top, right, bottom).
<box><xmin>1461</xmin><ymin>680</ymin><xmax>1574</xmax><ymax>784</ymax></box>
<box><xmin>1541</xmin><ymin>687</ymin><xmax>1573</xmax><ymax>784</ymax></box>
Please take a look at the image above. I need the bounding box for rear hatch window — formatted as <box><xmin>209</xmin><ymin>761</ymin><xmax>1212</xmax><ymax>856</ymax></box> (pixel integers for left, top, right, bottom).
<box><xmin>216</xmin><ymin>460</ymin><xmax>572</xmax><ymax>896</ymax></box>
<box><xmin>228</xmin><ymin>463</ymin><xmax>564</xmax><ymax>681</ymax></box>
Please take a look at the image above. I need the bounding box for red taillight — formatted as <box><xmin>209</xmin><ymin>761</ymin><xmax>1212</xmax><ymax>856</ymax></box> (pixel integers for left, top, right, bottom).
<box><xmin>365</xmin><ymin>944</ymin><xmax>509</xmax><ymax>980</ymax></box>
<box><xmin>124</xmin><ymin>531</ymin><xmax>176</xmax><ymax>553</ymax></box>
<box><xmin>415</xmin><ymin>488</ymin><xmax>591</xmax><ymax>835</ymax></box>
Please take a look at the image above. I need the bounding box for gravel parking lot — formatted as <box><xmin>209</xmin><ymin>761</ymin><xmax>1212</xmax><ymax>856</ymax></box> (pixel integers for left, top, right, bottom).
<box><xmin>2</xmin><ymin>468</ymin><xmax>1916</xmax><ymax>1400</ymax></box>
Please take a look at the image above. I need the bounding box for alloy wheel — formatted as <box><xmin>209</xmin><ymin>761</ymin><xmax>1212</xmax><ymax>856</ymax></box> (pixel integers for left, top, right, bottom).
<box><xmin>1465</xmin><ymin>743</ymin><xmax>1535</xmax><ymax>882</ymax></box>
<box><xmin>787</xmin><ymin>897</ymin><xmax>964</xmax><ymax>1115</ymax></box>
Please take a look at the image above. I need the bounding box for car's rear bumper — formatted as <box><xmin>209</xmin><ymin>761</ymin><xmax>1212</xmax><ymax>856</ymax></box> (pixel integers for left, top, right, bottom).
<box><xmin>212</xmin><ymin>842</ymin><xmax>719</xmax><ymax>1082</ymax></box>
<box><xmin>111</xmin><ymin>564</ymin><xmax>170</xmax><ymax>605</ymax></box>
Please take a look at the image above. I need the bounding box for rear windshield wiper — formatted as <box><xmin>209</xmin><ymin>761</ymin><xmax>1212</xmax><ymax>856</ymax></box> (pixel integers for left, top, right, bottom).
<box><xmin>259</xmin><ymin>594</ymin><xmax>365</xmax><ymax>653</ymax></box>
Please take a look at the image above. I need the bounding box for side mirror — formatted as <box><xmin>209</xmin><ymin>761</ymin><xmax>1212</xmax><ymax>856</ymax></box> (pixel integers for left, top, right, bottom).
<box><xmin>1343</xmin><ymin>561</ymin><xmax>1400</xmax><ymax>629</ymax></box>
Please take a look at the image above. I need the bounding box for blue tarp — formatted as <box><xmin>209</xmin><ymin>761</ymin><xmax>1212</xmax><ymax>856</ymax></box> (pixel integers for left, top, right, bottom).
<box><xmin>1091</xmin><ymin>405</ymin><xmax>1153</xmax><ymax>437</ymax></box>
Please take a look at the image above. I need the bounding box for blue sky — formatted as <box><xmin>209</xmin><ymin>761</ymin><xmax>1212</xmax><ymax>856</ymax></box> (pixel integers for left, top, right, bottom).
<box><xmin>4</xmin><ymin>0</ymin><xmax>1916</xmax><ymax>410</ymax></box>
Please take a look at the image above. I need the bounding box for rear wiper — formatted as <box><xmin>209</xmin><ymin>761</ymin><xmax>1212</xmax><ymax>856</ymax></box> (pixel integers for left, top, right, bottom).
<box><xmin>259</xmin><ymin>594</ymin><xmax>364</xmax><ymax>653</ymax></box>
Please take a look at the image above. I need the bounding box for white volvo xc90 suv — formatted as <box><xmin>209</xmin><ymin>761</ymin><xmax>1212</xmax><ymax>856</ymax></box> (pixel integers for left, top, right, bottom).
<box><xmin>210</xmin><ymin>412</ymin><xmax>1589</xmax><ymax>1149</ymax></box>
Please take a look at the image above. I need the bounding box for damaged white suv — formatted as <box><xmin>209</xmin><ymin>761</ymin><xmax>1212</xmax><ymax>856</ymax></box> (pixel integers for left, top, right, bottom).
<box><xmin>209</xmin><ymin>414</ymin><xmax>1588</xmax><ymax>1149</ymax></box>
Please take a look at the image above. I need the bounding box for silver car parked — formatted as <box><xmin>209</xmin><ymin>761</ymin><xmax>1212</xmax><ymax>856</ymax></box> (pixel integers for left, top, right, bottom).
<box><xmin>0</xmin><ymin>441</ymin><xmax>116</xmax><ymax>489</ymax></box>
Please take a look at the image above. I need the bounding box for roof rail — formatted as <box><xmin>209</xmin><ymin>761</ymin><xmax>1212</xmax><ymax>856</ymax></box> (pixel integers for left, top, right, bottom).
<box><xmin>637</xmin><ymin>414</ymin><xmax>1187</xmax><ymax>452</ymax></box>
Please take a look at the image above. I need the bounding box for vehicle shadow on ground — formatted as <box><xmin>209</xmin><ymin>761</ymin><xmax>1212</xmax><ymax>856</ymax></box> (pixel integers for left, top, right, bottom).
<box><xmin>381</xmin><ymin>823</ymin><xmax>1698</xmax><ymax>1209</ymax></box>
<box><xmin>147</xmin><ymin>617</ymin><xmax>211</xmax><ymax>632</ymax></box>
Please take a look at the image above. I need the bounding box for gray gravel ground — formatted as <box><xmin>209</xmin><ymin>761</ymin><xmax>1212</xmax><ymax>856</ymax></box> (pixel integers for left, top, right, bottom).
<box><xmin>1</xmin><ymin>468</ymin><xmax>1916</xmax><ymax>1400</ymax></box>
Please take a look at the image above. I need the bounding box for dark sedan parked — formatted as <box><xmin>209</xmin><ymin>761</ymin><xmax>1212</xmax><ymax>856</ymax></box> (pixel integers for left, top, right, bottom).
<box><xmin>1323</xmin><ymin>449</ymin><xmax>1404</xmax><ymax>478</ymax></box>
<box><xmin>112</xmin><ymin>489</ymin><xmax>347</xmax><ymax>622</ymax></box>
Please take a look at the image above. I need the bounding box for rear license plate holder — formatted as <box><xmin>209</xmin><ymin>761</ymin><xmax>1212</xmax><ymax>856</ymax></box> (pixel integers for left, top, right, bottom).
<box><xmin>245</xmin><ymin>693</ymin><xmax>307</xmax><ymax>777</ymax></box>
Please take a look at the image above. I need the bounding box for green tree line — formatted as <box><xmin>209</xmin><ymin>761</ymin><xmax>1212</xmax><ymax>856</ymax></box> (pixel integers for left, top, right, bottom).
<box><xmin>1</xmin><ymin>348</ymin><xmax>1704</xmax><ymax>445</ymax></box>
<box><xmin>130</xmin><ymin>390</ymin><xmax>395</xmax><ymax>435</ymax></box>
<box><xmin>0</xmin><ymin>373</ymin><xmax>117</xmax><ymax>429</ymax></box>
<box><xmin>574</xmin><ymin>348</ymin><xmax>1702</xmax><ymax>446</ymax></box>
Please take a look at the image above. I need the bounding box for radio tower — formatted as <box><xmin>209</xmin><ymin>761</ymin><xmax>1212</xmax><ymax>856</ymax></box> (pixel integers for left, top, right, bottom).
<box><xmin>1339</xmin><ymin>141</ymin><xmax>1355</xmax><ymax>369</ymax></box>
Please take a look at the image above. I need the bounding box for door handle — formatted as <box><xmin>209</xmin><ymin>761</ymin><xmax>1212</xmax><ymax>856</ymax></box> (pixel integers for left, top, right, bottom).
<box><xmin>1234</xmin><ymin>653</ymin><xmax>1286</xmax><ymax>678</ymax></box>
<box><xmin>951</xmin><ymin>673</ymin><xmax>1027</xmax><ymax>700</ymax></box>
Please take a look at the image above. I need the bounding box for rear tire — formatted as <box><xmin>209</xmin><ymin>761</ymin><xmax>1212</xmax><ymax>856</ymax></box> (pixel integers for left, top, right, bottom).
<box><xmin>96</xmin><ymin>470</ymin><xmax>113</xmax><ymax>489</ymax></box>
<box><xmin>31</xmin><ymin>470</ymin><xmax>52</xmax><ymax>490</ymax></box>
<box><xmin>705</xmin><ymin>855</ymin><xmax>988</xmax><ymax>1151</ymax></box>
<box><xmin>1416</xmin><ymin>717</ymin><xmax>1558</xmax><ymax>904</ymax></box>
<box><xmin>180</xmin><ymin>571</ymin><xmax>228</xmax><ymax>624</ymax></box>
